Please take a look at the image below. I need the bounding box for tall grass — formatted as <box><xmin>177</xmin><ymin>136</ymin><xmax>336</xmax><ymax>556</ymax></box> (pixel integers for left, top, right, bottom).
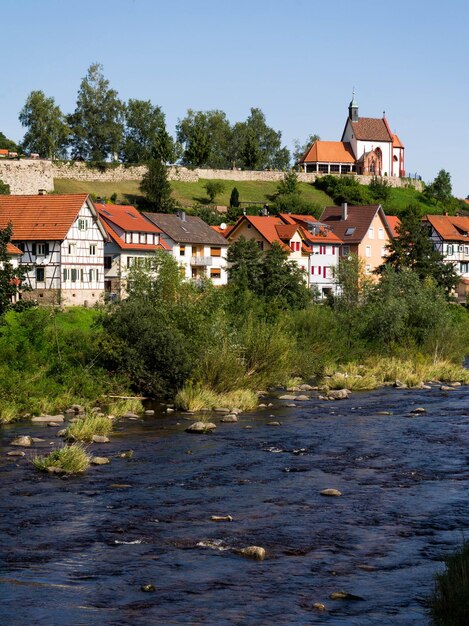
<box><xmin>175</xmin><ymin>383</ymin><xmax>258</xmax><ymax>412</ymax></box>
<box><xmin>106</xmin><ymin>397</ymin><xmax>142</xmax><ymax>416</ymax></box>
<box><xmin>33</xmin><ymin>444</ymin><xmax>90</xmax><ymax>474</ymax></box>
<box><xmin>0</xmin><ymin>400</ymin><xmax>21</xmax><ymax>423</ymax></box>
<box><xmin>429</xmin><ymin>542</ymin><xmax>469</xmax><ymax>625</ymax></box>
<box><xmin>65</xmin><ymin>415</ymin><xmax>113</xmax><ymax>442</ymax></box>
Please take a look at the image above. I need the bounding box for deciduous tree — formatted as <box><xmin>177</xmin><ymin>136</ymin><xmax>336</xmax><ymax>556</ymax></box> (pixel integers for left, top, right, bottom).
<box><xmin>425</xmin><ymin>169</ymin><xmax>452</xmax><ymax>204</ymax></box>
<box><xmin>204</xmin><ymin>181</ymin><xmax>225</xmax><ymax>203</ymax></box>
<box><xmin>292</xmin><ymin>133</ymin><xmax>320</xmax><ymax>164</ymax></box>
<box><xmin>19</xmin><ymin>91</ymin><xmax>69</xmax><ymax>159</ymax></box>
<box><xmin>122</xmin><ymin>99</ymin><xmax>176</xmax><ymax>164</ymax></box>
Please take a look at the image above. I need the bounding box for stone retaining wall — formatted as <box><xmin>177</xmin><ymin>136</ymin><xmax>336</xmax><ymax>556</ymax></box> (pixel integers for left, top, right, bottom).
<box><xmin>0</xmin><ymin>159</ymin><xmax>423</xmax><ymax>194</ymax></box>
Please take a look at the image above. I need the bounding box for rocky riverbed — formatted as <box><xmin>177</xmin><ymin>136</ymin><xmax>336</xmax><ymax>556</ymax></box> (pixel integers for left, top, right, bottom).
<box><xmin>1</xmin><ymin>384</ymin><xmax>469</xmax><ymax>625</ymax></box>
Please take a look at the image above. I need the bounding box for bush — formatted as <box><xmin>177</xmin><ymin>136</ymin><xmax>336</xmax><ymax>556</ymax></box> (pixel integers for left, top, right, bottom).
<box><xmin>65</xmin><ymin>415</ymin><xmax>113</xmax><ymax>442</ymax></box>
<box><xmin>429</xmin><ymin>542</ymin><xmax>469</xmax><ymax>626</ymax></box>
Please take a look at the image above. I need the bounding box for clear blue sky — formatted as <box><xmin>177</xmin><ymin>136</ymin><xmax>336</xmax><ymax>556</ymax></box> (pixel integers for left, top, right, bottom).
<box><xmin>2</xmin><ymin>0</ymin><xmax>468</xmax><ymax>196</ymax></box>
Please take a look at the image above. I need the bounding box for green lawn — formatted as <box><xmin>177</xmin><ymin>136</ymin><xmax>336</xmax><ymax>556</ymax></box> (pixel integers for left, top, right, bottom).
<box><xmin>54</xmin><ymin>177</ymin><xmax>333</xmax><ymax>209</ymax></box>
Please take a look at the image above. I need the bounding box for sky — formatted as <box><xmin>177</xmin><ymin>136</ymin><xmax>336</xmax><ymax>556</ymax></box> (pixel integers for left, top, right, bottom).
<box><xmin>2</xmin><ymin>0</ymin><xmax>468</xmax><ymax>196</ymax></box>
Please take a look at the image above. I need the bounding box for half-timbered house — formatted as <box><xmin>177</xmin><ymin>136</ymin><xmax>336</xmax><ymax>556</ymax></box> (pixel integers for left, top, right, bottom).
<box><xmin>0</xmin><ymin>193</ymin><xmax>106</xmax><ymax>306</ymax></box>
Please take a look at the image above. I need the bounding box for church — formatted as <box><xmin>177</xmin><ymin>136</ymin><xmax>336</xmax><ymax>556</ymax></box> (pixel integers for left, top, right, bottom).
<box><xmin>299</xmin><ymin>96</ymin><xmax>405</xmax><ymax>178</ymax></box>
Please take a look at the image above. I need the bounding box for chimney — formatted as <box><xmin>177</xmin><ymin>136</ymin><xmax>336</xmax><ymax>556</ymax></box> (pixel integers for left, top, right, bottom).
<box><xmin>177</xmin><ymin>210</ymin><xmax>186</xmax><ymax>222</ymax></box>
<box><xmin>341</xmin><ymin>202</ymin><xmax>348</xmax><ymax>220</ymax></box>
<box><xmin>38</xmin><ymin>189</ymin><xmax>47</xmax><ymax>195</ymax></box>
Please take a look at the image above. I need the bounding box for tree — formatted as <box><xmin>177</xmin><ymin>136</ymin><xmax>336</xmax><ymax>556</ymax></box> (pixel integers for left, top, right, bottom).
<box><xmin>233</xmin><ymin>108</ymin><xmax>290</xmax><ymax>170</ymax></box>
<box><xmin>276</xmin><ymin>171</ymin><xmax>300</xmax><ymax>197</ymax></box>
<box><xmin>230</xmin><ymin>187</ymin><xmax>240</xmax><ymax>208</ymax></box>
<box><xmin>315</xmin><ymin>174</ymin><xmax>371</xmax><ymax>205</ymax></box>
<box><xmin>425</xmin><ymin>169</ymin><xmax>452</xmax><ymax>204</ymax></box>
<box><xmin>0</xmin><ymin>224</ymin><xmax>27</xmax><ymax>315</ymax></box>
<box><xmin>121</xmin><ymin>99</ymin><xmax>176</xmax><ymax>164</ymax></box>
<box><xmin>227</xmin><ymin>237</ymin><xmax>263</xmax><ymax>293</ymax></box>
<box><xmin>204</xmin><ymin>181</ymin><xmax>225</xmax><ymax>203</ymax></box>
<box><xmin>68</xmin><ymin>63</ymin><xmax>124</xmax><ymax>161</ymax></box>
<box><xmin>139</xmin><ymin>159</ymin><xmax>174</xmax><ymax>212</ymax></box>
<box><xmin>0</xmin><ymin>132</ymin><xmax>19</xmax><ymax>153</ymax></box>
<box><xmin>377</xmin><ymin>206</ymin><xmax>458</xmax><ymax>296</ymax></box>
<box><xmin>369</xmin><ymin>176</ymin><xmax>390</xmax><ymax>203</ymax></box>
<box><xmin>176</xmin><ymin>109</ymin><xmax>231</xmax><ymax>168</ymax></box>
<box><xmin>292</xmin><ymin>133</ymin><xmax>320</xmax><ymax>164</ymax></box>
<box><xmin>0</xmin><ymin>180</ymin><xmax>10</xmax><ymax>195</ymax></box>
<box><xmin>19</xmin><ymin>91</ymin><xmax>69</xmax><ymax>159</ymax></box>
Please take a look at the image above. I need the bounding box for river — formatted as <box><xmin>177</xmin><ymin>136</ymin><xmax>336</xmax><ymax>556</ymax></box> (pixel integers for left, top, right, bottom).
<box><xmin>1</xmin><ymin>384</ymin><xmax>469</xmax><ymax>625</ymax></box>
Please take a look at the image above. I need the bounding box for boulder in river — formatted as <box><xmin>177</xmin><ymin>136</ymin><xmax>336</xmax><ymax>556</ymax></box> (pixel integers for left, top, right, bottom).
<box><xmin>220</xmin><ymin>414</ymin><xmax>238</xmax><ymax>423</ymax></box>
<box><xmin>410</xmin><ymin>407</ymin><xmax>426</xmax><ymax>414</ymax></box>
<box><xmin>144</xmin><ymin>409</ymin><xmax>155</xmax><ymax>416</ymax></box>
<box><xmin>295</xmin><ymin>395</ymin><xmax>310</xmax><ymax>401</ymax></box>
<box><xmin>327</xmin><ymin>389</ymin><xmax>351</xmax><ymax>400</ymax></box>
<box><xmin>123</xmin><ymin>411</ymin><xmax>139</xmax><ymax>418</ymax></box>
<box><xmin>440</xmin><ymin>385</ymin><xmax>455</xmax><ymax>392</ymax></box>
<box><xmin>91</xmin><ymin>456</ymin><xmax>110</xmax><ymax>465</ymax></box>
<box><xmin>237</xmin><ymin>546</ymin><xmax>266</xmax><ymax>560</ymax></box>
<box><xmin>186</xmin><ymin>421</ymin><xmax>216</xmax><ymax>433</ymax></box>
<box><xmin>312</xmin><ymin>603</ymin><xmax>326</xmax><ymax>611</ymax></box>
<box><xmin>267</xmin><ymin>421</ymin><xmax>281</xmax><ymax>426</ymax></box>
<box><xmin>141</xmin><ymin>584</ymin><xmax>155</xmax><ymax>592</ymax></box>
<box><xmin>279</xmin><ymin>394</ymin><xmax>297</xmax><ymax>400</ymax></box>
<box><xmin>11</xmin><ymin>435</ymin><xmax>33</xmax><ymax>447</ymax></box>
<box><xmin>393</xmin><ymin>380</ymin><xmax>408</xmax><ymax>389</ymax></box>
<box><xmin>7</xmin><ymin>450</ymin><xmax>26</xmax><ymax>457</ymax></box>
<box><xmin>320</xmin><ymin>488</ymin><xmax>342</xmax><ymax>497</ymax></box>
<box><xmin>299</xmin><ymin>384</ymin><xmax>315</xmax><ymax>391</ymax></box>
<box><xmin>211</xmin><ymin>515</ymin><xmax>233</xmax><ymax>522</ymax></box>
<box><xmin>330</xmin><ymin>590</ymin><xmax>364</xmax><ymax>601</ymax></box>
<box><xmin>92</xmin><ymin>435</ymin><xmax>110</xmax><ymax>443</ymax></box>
<box><xmin>31</xmin><ymin>415</ymin><xmax>64</xmax><ymax>423</ymax></box>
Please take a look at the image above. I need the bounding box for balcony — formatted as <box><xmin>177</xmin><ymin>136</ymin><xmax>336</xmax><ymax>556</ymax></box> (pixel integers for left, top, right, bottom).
<box><xmin>190</xmin><ymin>256</ymin><xmax>212</xmax><ymax>266</ymax></box>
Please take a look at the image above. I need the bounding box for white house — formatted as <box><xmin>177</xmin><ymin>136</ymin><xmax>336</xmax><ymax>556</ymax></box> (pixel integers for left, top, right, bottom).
<box><xmin>0</xmin><ymin>193</ymin><xmax>106</xmax><ymax>306</ymax></box>
<box><xmin>142</xmin><ymin>211</ymin><xmax>229</xmax><ymax>284</ymax></box>
<box><xmin>95</xmin><ymin>202</ymin><xmax>169</xmax><ymax>299</ymax></box>
<box><xmin>425</xmin><ymin>214</ymin><xmax>469</xmax><ymax>302</ymax></box>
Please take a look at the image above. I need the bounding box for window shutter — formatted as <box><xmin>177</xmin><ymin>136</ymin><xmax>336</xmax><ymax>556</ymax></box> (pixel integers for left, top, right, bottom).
<box><xmin>45</xmin><ymin>243</ymin><xmax>50</xmax><ymax>255</ymax></box>
<box><xmin>32</xmin><ymin>243</ymin><xmax>37</xmax><ymax>256</ymax></box>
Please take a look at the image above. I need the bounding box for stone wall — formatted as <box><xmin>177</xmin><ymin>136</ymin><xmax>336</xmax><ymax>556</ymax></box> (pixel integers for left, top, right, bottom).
<box><xmin>0</xmin><ymin>160</ymin><xmax>54</xmax><ymax>195</ymax></box>
<box><xmin>0</xmin><ymin>159</ymin><xmax>423</xmax><ymax>194</ymax></box>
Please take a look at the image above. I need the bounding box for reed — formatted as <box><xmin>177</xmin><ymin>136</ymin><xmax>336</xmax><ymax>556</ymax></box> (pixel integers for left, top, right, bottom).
<box><xmin>65</xmin><ymin>415</ymin><xmax>113</xmax><ymax>442</ymax></box>
<box><xmin>33</xmin><ymin>444</ymin><xmax>91</xmax><ymax>474</ymax></box>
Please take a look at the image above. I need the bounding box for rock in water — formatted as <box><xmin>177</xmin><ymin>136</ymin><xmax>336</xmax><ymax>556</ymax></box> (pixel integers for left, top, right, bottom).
<box><xmin>92</xmin><ymin>435</ymin><xmax>110</xmax><ymax>443</ymax></box>
<box><xmin>141</xmin><ymin>584</ymin><xmax>155</xmax><ymax>592</ymax></box>
<box><xmin>211</xmin><ymin>515</ymin><xmax>233</xmax><ymax>522</ymax></box>
<box><xmin>327</xmin><ymin>389</ymin><xmax>351</xmax><ymax>400</ymax></box>
<box><xmin>220</xmin><ymin>414</ymin><xmax>238</xmax><ymax>423</ymax></box>
<box><xmin>7</xmin><ymin>450</ymin><xmax>26</xmax><ymax>457</ymax></box>
<box><xmin>320</xmin><ymin>488</ymin><xmax>342</xmax><ymax>497</ymax></box>
<box><xmin>11</xmin><ymin>436</ymin><xmax>33</xmax><ymax>447</ymax></box>
<box><xmin>185</xmin><ymin>421</ymin><xmax>216</xmax><ymax>433</ymax></box>
<box><xmin>91</xmin><ymin>457</ymin><xmax>110</xmax><ymax>465</ymax></box>
<box><xmin>237</xmin><ymin>546</ymin><xmax>266</xmax><ymax>560</ymax></box>
<box><xmin>32</xmin><ymin>415</ymin><xmax>64</xmax><ymax>423</ymax></box>
<box><xmin>312</xmin><ymin>603</ymin><xmax>326</xmax><ymax>611</ymax></box>
<box><xmin>440</xmin><ymin>385</ymin><xmax>455</xmax><ymax>392</ymax></box>
<box><xmin>410</xmin><ymin>407</ymin><xmax>426</xmax><ymax>414</ymax></box>
<box><xmin>330</xmin><ymin>590</ymin><xmax>364</xmax><ymax>601</ymax></box>
<box><xmin>279</xmin><ymin>394</ymin><xmax>297</xmax><ymax>400</ymax></box>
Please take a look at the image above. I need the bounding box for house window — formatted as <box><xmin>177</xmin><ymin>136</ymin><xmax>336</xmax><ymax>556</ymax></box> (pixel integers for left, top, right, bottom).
<box><xmin>365</xmin><ymin>246</ymin><xmax>371</xmax><ymax>257</ymax></box>
<box><xmin>447</xmin><ymin>244</ymin><xmax>454</xmax><ymax>255</ymax></box>
<box><xmin>459</xmin><ymin>245</ymin><xmax>464</xmax><ymax>252</ymax></box>
<box><xmin>340</xmin><ymin>165</ymin><xmax>350</xmax><ymax>174</ymax></box>
<box><xmin>210</xmin><ymin>247</ymin><xmax>221</xmax><ymax>257</ymax></box>
<box><xmin>77</xmin><ymin>218</ymin><xmax>88</xmax><ymax>231</ymax></box>
<box><xmin>63</xmin><ymin>268</ymin><xmax>68</xmax><ymax>282</ymax></box>
<box><xmin>36</xmin><ymin>267</ymin><xmax>45</xmax><ymax>283</ymax></box>
<box><xmin>80</xmin><ymin>269</ymin><xmax>84</xmax><ymax>282</ymax></box>
<box><xmin>210</xmin><ymin>268</ymin><xmax>221</xmax><ymax>279</ymax></box>
<box><xmin>378</xmin><ymin>228</ymin><xmax>384</xmax><ymax>239</ymax></box>
<box><xmin>104</xmin><ymin>256</ymin><xmax>112</xmax><ymax>269</ymax></box>
<box><xmin>368</xmin><ymin>227</ymin><xmax>374</xmax><ymax>239</ymax></box>
<box><xmin>127</xmin><ymin>257</ymin><xmax>134</xmax><ymax>268</ymax></box>
<box><xmin>342</xmin><ymin>246</ymin><xmax>350</xmax><ymax>256</ymax></box>
<box><xmin>68</xmin><ymin>242</ymin><xmax>76</xmax><ymax>255</ymax></box>
<box><xmin>180</xmin><ymin>245</ymin><xmax>186</xmax><ymax>256</ymax></box>
<box><xmin>89</xmin><ymin>244</ymin><xmax>96</xmax><ymax>255</ymax></box>
<box><xmin>35</xmin><ymin>242</ymin><xmax>49</xmax><ymax>256</ymax></box>
<box><xmin>465</xmin><ymin>247</ymin><xmax>469</xmax><ymax>255</ymax></box>
<box><xmin>257</xmin><ymin>241</ymin><xmax>264</xmax><ymax>250</ymax></box>
<box><xmin>71</xmin><ymin>268</ymin><xmax>77</xmax><ymax>282</ymax></box>
<box><xmin>460</xmin><ymin>263</ymin><xmax>468</xmax><ymax>274</ymax></box>
<box><xmin>330</xmin><ymin>164</ymin><xmax>340</xmax><ymax>173</ymax></box>
<box><xmin>140</xmin><ymin>233</ymin><xmax>146</xmax><ymax>244</ymax></box>
<box><xmin>365</xmin><ymin>264</ymin><xmax>371</xmax><ymax>274</ymax></box>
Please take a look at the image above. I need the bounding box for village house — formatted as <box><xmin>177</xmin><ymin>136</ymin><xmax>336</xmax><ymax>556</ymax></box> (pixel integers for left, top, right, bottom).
<box><xmin>320</xmin><ymin>203</ymin><xmax>395</xmax><ymax>275</ymax></box>
<box><xmin>0</xmin><ymin>193</ymin><xmax>106</xmax><ymax>306</ymax></box>
<box><xmin>299</xmin><ymin>96</ymin><xmax>405</xmax><ymax>177</ymax></box>
<box><xmin>142</xmin><ymin>211</ymin><xmax>229</xmax><ymax>284</ymax></box>
<box><xmin>424</xmin><ymin>214</ymin><xmax>469</xmax><ymax>302</ymax></box>
<box><xmin>95</xmin><ymin>202</ymin><xmax>169</xmax><ymax>299</ymax></box>
<box><xmin>225</xmin><ymin>213</ymin><xmax>342</xmax><ymax>296</ymax></box>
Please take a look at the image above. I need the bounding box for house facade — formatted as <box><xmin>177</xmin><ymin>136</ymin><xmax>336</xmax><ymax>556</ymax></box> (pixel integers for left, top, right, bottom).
<box><xmin>320</xmin><ymin>203</ymin><xmax>395</xmax><ymax>275</ymax></box>
<box><xmin>424</xmin><ymin>214</ymin><xmax>469</xmax><ymax>302</ymax></box>
<box><xmin>143</xmin><ymin>211</ymin><xmax>229</xmax><ymax>284</ymax></box>
<box><xmin>0</xmin><ymin>193</ymin><xmax>106</xmax><ymax>306</ymax></box>
<box><xmin>95</xmin><ymin>203</ymin><xmax>168</xmax><ymax>299</ymax></box>
<box><xmin>299</xmin><ymin>96</ymin><xmax>405</xmax><ymax>178</ymax></box>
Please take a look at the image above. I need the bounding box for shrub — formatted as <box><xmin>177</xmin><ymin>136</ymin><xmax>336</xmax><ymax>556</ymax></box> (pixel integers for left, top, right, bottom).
<box><xmin>33</xmin><ymin>444</ymin><xmax>90</xmax><ymax>474</ymax></box>
<box><xmin>429</xmin><ymin>542</ymin><xmax>469</xmax><ymax>626</ymax></box>
<box><xmin>175</xmin><ymin>383</ymin><xmax>258</xmax><ymax>412</ymax></box>
<box><xmin>106</xmin><ymin>397</ymin><xmax>142</xmax><ymax>416</ymax></box>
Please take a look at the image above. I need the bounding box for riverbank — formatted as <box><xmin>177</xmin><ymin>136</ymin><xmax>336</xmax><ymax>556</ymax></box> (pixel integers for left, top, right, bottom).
<box><xmin>2</xmin><ymin>383</ymin><xmax>469</xmax><ymax>624</ymax></box>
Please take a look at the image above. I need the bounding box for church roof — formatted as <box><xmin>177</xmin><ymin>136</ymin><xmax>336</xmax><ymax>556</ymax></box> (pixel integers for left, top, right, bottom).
<box><xmin>350</xmin><ymin>117</ymin><xmax>392</xmax><ymax>142</ymax></box>
<box><xmin>392</xmin><ymin>133</ymin><xmax>404</xmax><ymax>148</ymax></box>
<box><xmin>299</xmin><ymin>140</ymin><xmax>355</xmax><ymax>164</ymax></box>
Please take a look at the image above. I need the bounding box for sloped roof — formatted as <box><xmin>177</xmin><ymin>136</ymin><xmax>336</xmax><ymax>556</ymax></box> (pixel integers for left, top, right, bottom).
<box><xmin>386</xmin><ymin>215</ymin><xmax>401</xmax><ymax>237</ymax></box>
<box><xmin>392</xmin><ymin>134</ymin><xmax>404</xmax><ymax>148</ymax></box>
<box><xmin>7</xmin><ymin>243</ymin><xmax>22</xmax><ymax>255</ymax></box>
<box><xmin>300</xmin><ymin>141</ymin><xmax>355</xmax><ymax>164</ymax></box>
<box><xmin>228</xmin><ymin>215</ymin><xmax>294</xmax><ymax>252</ymax></box>
<box><xmin>143</xmin><ymin>212</ymin><xmax>228</xmax><ymax>245</ymax></box>
<box><xmin>101</xmin><ymin>219</ymin><xmax>170</xmax><ymax>251</ymax></box>
<box><xmin>0</xmin><ymin>194</ymin><xmax>90</xmax><ymax>240</ymax></box>
<box><xmin>279</xmin><ymin>214</ymin><xmax>342</xmax><ymax>244</ymax></box>
<box><xmin>425</xmin><ymin>215</ymin><xmax>469</xmax><ymax>242</ymax></box>
<box><xmin>320</xmin><ymin>204</ymin><xmax>393</xmax><ymax>243</ymax></box>
<box><xmin>96</xmin><ymin>203</ymin><xmax>162</xmax><ymax>234</ymax></box>
<box><xmin>349</xmin><ymin>117</ymin><xmax>392</xmax><ymax>142</ymax></box>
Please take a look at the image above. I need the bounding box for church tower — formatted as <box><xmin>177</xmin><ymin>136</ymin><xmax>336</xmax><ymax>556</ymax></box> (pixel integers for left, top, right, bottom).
<box><xmin>348</xmin><ymin>91</ymin><xmax>359</xmax><ymax>122</ymax></box>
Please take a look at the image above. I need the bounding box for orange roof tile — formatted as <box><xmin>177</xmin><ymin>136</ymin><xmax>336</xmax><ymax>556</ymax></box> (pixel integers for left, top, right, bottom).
<box><xmin>350</xmin><ymin>117</ymin><xmax>392</xmax><ymax>142</ymax></box>
<box><xmin>386</xmin><ymin>215</ymin><xmax>401</xmax><ymax>237</ymax></box>
<box><xmin>300</xmin><ymin>141</ymin><xmax>355</xmax><ymax>164</ymax></box>
<box><xmin>279</xmin><ymin>214</ymin><xmax>342</xmax><ymax>244</ymax></box>
<box><xmin>392</xmin><ymin>134</ymin><xmax>404</xmax><ymax>149</ymax></box>
<box><xmin>102</xmin><ymin>219</ymin><xmax>168</xmax><ymax>251</ymax></box>
<box><xmin>425</xmin><ymin>215</ymin><xmax>469</xmax><ymax>242</ymax></box>
<box><xmin>96</xmin><ymin>204</ymin><xmax>162</xmax><ymax>234</ymax></box>
<box><xmin>0</xmin><ymin>194</ymin><xmax>90</xmax><ymax>240</ymax></box>
<box><xmin>7</xmin><ymin>242</ymin><xmax>22</xmax><ymax>255</ymax></box>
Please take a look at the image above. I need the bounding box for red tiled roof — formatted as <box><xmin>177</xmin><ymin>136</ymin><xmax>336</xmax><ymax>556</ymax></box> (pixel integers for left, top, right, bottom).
<box><xmin>96</xmin><ymin>204</ymin><xmax>162</xmax><ymax>234</ymax></box>
<box><xmin>0</xmin><ymin>149</ymin><xmax>9</xmax><ymax>156</ymax></box>
<box><xmin>320</xmin><ymin>204</ymin><xmax>393</xmax><ymax>243</ymax></box>
<box><xmin>392</xmin><ymin>134</ymin><xmax>404</xmax><ymax>149</ymax></box>
<box><xmin>229</xmin><ymin>215</ymin><xmax>294</xmax><ymax>252</ymax></box>
<box><xmin>386</xmin><ymin>215</ymin><xmax>401</xmax><ymax>237</ymax></box>
<box><xmin>0</xmin><ymin>194</ymin><xmax>90</xmax><ymax>240</ymax></box>
<box><xmin>350</xmin><ymin>117</ymin><xmax>392</xmax><ymax>142</ymax></box>
<box><xmin>102</xmin><ymin>219</ymin><xmax>169</xmax><ymax>251</ymax></box>
<box><xmin>279</xmin><ymin>214</ymin><xmax>342</xmax><ymax>244</ymax></box>
<box><xmin>300</xmin><ymin>141</ymin><xmax>355</xmax><ymax>164</ymax></box>
<box><xmin>7</xmin><ymin>243</ymin><xmax>22</xmax><ymax>255</ymax></box>
<box><xmin>425</xmin><ymin>215</ymin><xmax>469</xmax><ymax>242</ymax></box>
<box><xmin>211</xmin><ymin>224</ymin><xmax>233</xmax><ymax>238</ymax></box>
<box><xmin>275</xmin><ymin>224</ymin><xmax>298</xmax><ymax>240</ymax></box>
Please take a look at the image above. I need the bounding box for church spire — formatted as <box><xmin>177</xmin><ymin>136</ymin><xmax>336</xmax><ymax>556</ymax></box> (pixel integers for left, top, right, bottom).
<box><xmin>348</xmin><ymin>89</ymin><xmax>359</xmax><ymax>122</ymax></box>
